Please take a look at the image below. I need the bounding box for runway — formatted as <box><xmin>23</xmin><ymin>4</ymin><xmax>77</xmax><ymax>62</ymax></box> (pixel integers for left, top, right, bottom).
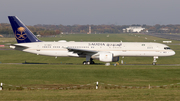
<box><xmin>146</xmin><ymin>33</ymin><xmax>180</xmax><ymax>41</ymax></box>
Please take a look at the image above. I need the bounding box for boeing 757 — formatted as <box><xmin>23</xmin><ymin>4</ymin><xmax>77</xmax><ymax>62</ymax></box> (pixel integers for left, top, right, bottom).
<box><xmin>8</xmin><ymin>16</ymin><xmax>175</xmax><ymax>65</ymax></box>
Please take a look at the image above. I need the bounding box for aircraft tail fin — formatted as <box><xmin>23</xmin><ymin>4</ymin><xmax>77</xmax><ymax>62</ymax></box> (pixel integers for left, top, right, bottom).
<box><xmin>8</xmin><ymin>16</ymin><xmax>41</xmax><ymax>43</ymax></box>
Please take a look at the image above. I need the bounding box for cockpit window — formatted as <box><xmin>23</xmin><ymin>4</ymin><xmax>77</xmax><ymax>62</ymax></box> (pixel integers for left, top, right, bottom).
<box><xmin>164</xmin><ymin>47</ymin><xmax>171</xmax><ymax>50</ymax></box>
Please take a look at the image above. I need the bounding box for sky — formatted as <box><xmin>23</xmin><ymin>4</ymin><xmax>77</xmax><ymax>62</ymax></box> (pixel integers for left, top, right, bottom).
<box><xmin>1</xmin><ymin>0</ymin><xmax>180</xmax><ymax>25</ymax></box>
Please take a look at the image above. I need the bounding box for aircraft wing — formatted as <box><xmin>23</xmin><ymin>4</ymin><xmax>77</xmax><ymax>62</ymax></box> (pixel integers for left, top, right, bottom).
<box><xmin>66</xmin><ymin>47</ymin><xmax>98</xmax><ymax>55</ymax></box>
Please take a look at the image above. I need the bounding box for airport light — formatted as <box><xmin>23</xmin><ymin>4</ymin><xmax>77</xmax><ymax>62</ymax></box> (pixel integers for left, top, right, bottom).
<box><xmin>0</xmin><ymin>83</ymin><xmax>3</xmax><ymax>90</ymax></box>
<box><xmin>96</xmin><ymin>81</ymin><xmax>98</xmax><ymax>89</ymax></box>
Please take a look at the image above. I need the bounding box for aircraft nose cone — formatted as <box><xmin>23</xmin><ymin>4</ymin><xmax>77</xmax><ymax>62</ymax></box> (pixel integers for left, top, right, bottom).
<box><xmin>172</xmin><ymin>51</ymin><xmax>175</xmax><ymax>55</ymax></box>
<box><xmin>172</xmin><ymin>51</ymin><xmax>176</xmax><ymax>55</ymax></box>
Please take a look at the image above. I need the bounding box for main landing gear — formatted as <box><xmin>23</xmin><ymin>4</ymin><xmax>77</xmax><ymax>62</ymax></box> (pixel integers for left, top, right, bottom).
<box><xmin>83</xmin><ymin>60</ymin><xmax>95</xmax><ymax>65</ymax></box>
<box><xmin>152</xmin><ymin>56</ymin><xmax>158</xmax><ymax>65</ymax></box>
<box><xmin>83</xmin><ymin>61</ymin><xmax>90</xmax><ymax>65</ymax></box>
<box><xmin>83</xmin><ymin>55</ymin><xmax>95</xmax><ymax>65</ymax></box>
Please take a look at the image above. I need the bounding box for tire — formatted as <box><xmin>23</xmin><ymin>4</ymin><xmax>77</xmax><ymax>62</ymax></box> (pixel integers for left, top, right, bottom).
<box><xmin>83</xmin><ymin>61</ymin><xmax>86</xmax><ymax>65</ymax></box>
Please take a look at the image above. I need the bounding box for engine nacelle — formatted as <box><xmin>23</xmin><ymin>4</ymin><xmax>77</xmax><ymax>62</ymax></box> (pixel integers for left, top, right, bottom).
<box><xmin>99</xmin><ymin>52</ymin><xmax>119</xmax><ymax>62</ymax></box>
<box><xmin>99</xmin><ymin>52</ymin><xmax>112</xmax><ymax>62</ymax></box>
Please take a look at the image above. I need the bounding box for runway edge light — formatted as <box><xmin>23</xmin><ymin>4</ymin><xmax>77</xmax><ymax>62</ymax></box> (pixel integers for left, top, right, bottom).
<box><xmin>96</xmin><ymin>81</ymin><xmax>98</xmax><ymax>89</ymax></box>
<box><xmin>0</xmin><ymin>83</ymin><xmax>3</xmax><ymax>90</ymax></box>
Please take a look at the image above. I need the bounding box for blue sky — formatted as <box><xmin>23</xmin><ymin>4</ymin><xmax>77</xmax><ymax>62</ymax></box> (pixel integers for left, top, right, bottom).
<box><xmin>1</xmin><ymin>0</ymin><xmax>180</xmax><ymax>25</ymax></box>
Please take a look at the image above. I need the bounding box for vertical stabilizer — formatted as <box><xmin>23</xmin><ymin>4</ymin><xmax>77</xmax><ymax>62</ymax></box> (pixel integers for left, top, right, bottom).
<box><xmin>8</xmin><ymin>16</ymin><xmax>41</xmax><ymax>43</ymax></box>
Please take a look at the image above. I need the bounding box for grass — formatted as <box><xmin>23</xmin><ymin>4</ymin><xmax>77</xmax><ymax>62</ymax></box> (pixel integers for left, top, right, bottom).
<box><xmin>1</xmin><ymin>64</ymin><xmax>180</xmax><ymax>100</ymax></box>
<box><xmin>1</xmin><ymin>64</ymin><xmax>180</xmax><ymax>86</ymax></box>
<box><xmin>1</xmin><ymin>89</ymin><xmax>180</xmax><ymax>100</ymax></box>
<box><xmin>0</xmin><ymin>33</ymin><xmax>180</xmax><ymax>100</ymax></box>
<box><xmin>39</xmin><ymin>33</ymin><xmax>173</xmax><ymax>42</ymax></box>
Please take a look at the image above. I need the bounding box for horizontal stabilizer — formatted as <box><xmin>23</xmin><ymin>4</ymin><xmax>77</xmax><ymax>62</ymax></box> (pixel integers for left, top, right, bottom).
<box><xmin>10</xmin><ymin>44</ymin><xmax>29</xmax><ymax>51</ymax></box>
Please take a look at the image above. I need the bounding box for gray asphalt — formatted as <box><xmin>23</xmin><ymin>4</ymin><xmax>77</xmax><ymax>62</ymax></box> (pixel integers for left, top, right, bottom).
<box><xmin>146</xmin><ymin>33</ymin><xmax>180</xmax><ymax>41</ymax></box>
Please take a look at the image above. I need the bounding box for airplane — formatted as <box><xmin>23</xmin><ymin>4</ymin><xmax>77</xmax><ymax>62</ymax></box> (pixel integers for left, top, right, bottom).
<box><xmin>8</xmin><ymin>16</ymin><xmax>175</xmax><ymax>65</ymax></box>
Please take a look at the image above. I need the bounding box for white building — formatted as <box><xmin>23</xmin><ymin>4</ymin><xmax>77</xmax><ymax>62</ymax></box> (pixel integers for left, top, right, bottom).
<box><xmin>123</xmin><ymin>26</ymin><xmax>145</xmax><ymax>33</ymax></box>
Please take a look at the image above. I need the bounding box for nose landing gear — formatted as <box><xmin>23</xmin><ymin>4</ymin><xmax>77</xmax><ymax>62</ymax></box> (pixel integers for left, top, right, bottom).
<box><xmin>152</xmin><ymin>56</ymin><xmax>158</xmax><ymax>65</ymax></box>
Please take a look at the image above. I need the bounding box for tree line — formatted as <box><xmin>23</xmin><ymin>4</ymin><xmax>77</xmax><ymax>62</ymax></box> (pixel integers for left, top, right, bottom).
<box><xmin>1</xmin><ymin>23</ymin><xmax>180</xmax><ymax>37</ymax></box>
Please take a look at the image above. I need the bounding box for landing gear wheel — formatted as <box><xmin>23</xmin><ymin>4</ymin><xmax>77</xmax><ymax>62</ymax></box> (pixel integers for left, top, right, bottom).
<box><xmin>83</xmin><ymin>61</ymin><xmax>87</xmax><ymax>65</ymax></box>
<box><xmin>90</xmin><ymin>61</ymin><xmax>95</xmax><ymax>64</ymax></box>
<box><xmin>152</xmin><ymin>56</ymin><xmax>158</xmax><ymax>65</ymax></box>
<box><xmin>83</xmin><ymin>61</ymin><xmax>95</xmax><ymax>65</ymax></box>
<box><xmin>87</xmin><ymin>61</ymin><xmax>90</xmax><ymax>65</ymax></box>
<box><xmin>90</xmin><ymin>58</ymin><xmax>95</xmax><ymax>64</ymax></box>
<box><xmin>83</xmin><ymin>61</ymin><xmax>90</xmax><ymax>65</ymax></box>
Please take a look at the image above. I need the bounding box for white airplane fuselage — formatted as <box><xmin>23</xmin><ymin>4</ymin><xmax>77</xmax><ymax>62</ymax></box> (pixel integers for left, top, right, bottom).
<box><xmin>11</xmin><ymin>41</ymin><xmax>175</xmax><ymax>59</ymax></box>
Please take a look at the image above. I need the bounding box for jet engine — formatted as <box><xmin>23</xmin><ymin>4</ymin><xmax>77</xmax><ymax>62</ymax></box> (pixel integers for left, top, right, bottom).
<box><xmin>99</xmin><ymin>52</ymin><xmax>119</xmax><ymax>62</ymax></box>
